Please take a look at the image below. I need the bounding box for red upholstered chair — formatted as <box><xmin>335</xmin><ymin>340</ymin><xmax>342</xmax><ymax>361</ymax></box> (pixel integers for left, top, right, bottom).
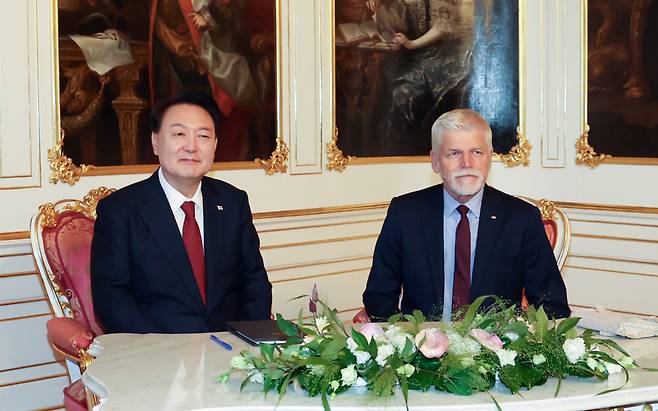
<box><xmin>352</xmin><ymin>197</ymin><xmax>571</xmax><ymax>323</ymax></box>
<box><xmin>30</xmin><ymin>187</ymin><xmax>114</xmax><ymax>411</ymax></box>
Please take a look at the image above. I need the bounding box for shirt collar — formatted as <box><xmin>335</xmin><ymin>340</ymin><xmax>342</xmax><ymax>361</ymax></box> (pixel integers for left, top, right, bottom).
<box><xmin>443</xmin><ymin>185</ymin><xmax>484</xmax><ymax>218</ymax></box>
<box><xmin>158</xmin><ymin>168</ymin><xmax>203</xmax><ymax>213</ymax></box>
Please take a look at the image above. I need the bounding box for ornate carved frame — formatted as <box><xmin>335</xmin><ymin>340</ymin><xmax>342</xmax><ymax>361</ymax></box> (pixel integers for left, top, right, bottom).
<box><xmin>48</xmin><ymin>1</ymin><xmax>288</xmax><ymax>185</ymax></box>
<box><xmin>578</xmin><ymin>0</ymin><xmax>658</xmax><ymax>167</ymax></box>
<box><xmin>328</xmin><ymin>0</ymin><xmax>530</xmax><ymax>171</ymax></box>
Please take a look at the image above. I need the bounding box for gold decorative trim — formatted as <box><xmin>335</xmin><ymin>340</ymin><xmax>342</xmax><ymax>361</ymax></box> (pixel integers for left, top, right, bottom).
<box><xmin>569</xmin><ymin>253</ymin><xmax>658</xmax><ymax>266</ymax></box>
<box><xmin>572</xmin><ymin>233</ymin><xmax>658</xmax><ymax>245</ymax></box>
<box><xmin>39</xmin><ymin>187</ymin><xmax>115</xmax><ymax>229</ymax></box>
<box><xmin>575</xmin><ymin>125</ymin><xmax>610</xmax><ymax>168</ymax></box>
<box><xmin>253</xmin><ymin>202</ymin><xmax>388</xmax><ymax>219</ymax></box>
<box><xmin>0</xmin><ymin>312</ymin><xmax>50</xmax><ymax>324</ymax></box>
<box><xmin>570</xmin><ymin>303</ymin><xmax>655</xmax><ymax>318</ymax></box>
<box><xmin>267</xmin><ymin>255</ymin><xmax>372</xmax><ymax>273</ymax></box>
<box><xmin>326</xmin><ymin>128</ymin><xmax>353</xmax><ymax>172</ymax></box>
<box><xmin>570</xmin><ymin>218</ymin><xmax>658</xmax><ymax>229</ymax></box>
<box><xmin>536</xmin><ymin>199</ymin><xmax>558</xmax><ymax>222</ymax></box>
<box><xmin>496</xmin><ymin>127</ymin><xmax>531</xmax><ymax>166</ymax></box>
<box><xmin>260</xmin><ymin>233</ymin><xmax>378</xmax><ymax>251</ymax></box>
<box><xmin>555</xmin><ymin>201</ymin><xmax>658</xmax><ymax>215</ymax></box>
<box><xmin>271</xmin><ymin>266</ymin><xmax>370</xmax><ymax>284</ymax></box>
<box><xmin>565</xmin><ymin>264</ymin><xmax>657</xmax><ymax>279</ymax></box>
<box><xmin>0</xmin><ymin>373</ymin><xmax>68</xmax><ymax>389</ymax></box>
<box><xmin>47</xmin><ymin>130</ymin><xmax>94</xmax><ymax>185</ymax></box>
<box><xmin>0</xmin><ymin>231</ymin><xmax>30</xmax><ymax>241</ymax></box>
<box><xmin>258</xmin><ymin>217</ymin><xmax>384</xmax><ymax>234</ymax></box>
<box><xmin>255</xmin><ymin>138</ymin><xmax>289</xmax><ymax>175</ymax></box>
<box><xmin>0</xmin><ymin>271</ymin><xmax>38</xmax><ymax>279</ymax></box>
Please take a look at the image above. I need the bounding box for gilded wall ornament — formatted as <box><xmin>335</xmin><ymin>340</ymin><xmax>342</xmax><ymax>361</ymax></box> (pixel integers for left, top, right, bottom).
<box><xmin>496</xmin><ymin>127</ymin><xmax>532</xmax><ymax>167</ymax></box>
<box><xmin>255</xmin><ymin>138</ymin><xmax>289</xmax><ymax>175</ymax></box>
<box><xmin>48</xmin><ymin>130</ymin><xmax>93</xmax><ymax>185</ymax></box>
<box><xmin>576</xmin><ymin>125</ymin><xmax>610</xmax><ymax>168</ymax></box>
<box><xmin>326</xmin><ymin>128</ymin><xmax>353</xmax><ymax>172</ymax></box>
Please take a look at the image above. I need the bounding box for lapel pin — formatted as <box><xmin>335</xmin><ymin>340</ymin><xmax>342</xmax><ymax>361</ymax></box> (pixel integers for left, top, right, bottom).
<box><xmin>490</xmin><ymin>215</ymin><xmax>497</xmax><ymax>219</ymax></box>
<box><xmin>217</xmin><ymin>205</ymin><xmax>223</xmax><ymax>211</ymax></box>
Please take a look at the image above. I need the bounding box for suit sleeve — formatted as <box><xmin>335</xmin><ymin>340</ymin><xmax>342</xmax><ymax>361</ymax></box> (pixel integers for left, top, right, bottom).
<box><xmin>91</xmin><ymin>199</ymin><xmax>161</xmax><ymax>333</ymax></box>
<box><xmin>521</xmin><ymin>207</ymin><xmax>571</xmax><ymax>319</ymax></box>
<box><xmin>238</xmin><ymin>192</ymin><xmax>272</xmax><ymax>320</ymax></box>
<box><xmin>363</xmin><ymin>197</ymin><xmax>403</xmax><ymax>320</ymax></box>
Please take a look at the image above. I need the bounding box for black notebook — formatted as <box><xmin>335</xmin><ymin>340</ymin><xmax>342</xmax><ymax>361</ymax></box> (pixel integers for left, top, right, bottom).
<box><xmin>226</xmin><ymin>320</ymin><xmax>289</xmax><ymax>346</ymax></box>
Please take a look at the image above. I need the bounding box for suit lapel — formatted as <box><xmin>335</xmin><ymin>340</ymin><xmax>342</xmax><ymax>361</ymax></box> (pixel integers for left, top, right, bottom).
<box><xmin>201</xmin><ymin>178</ymin><xmax>227</xmax><ymax>312</ymax></box>
<box><xmin>422</xmin><ymin>185</ymin><xmax>445</xmax><ymax>309</ymax></box>
<box><xmin>471</xmin><ymin>185</ymin><xmax>502</xmax><ymax>299</ymax></box>
<box><xmin>137</xmin><ymin>173</ymin><xmax>204</xmax><ymax>307</ymax></box>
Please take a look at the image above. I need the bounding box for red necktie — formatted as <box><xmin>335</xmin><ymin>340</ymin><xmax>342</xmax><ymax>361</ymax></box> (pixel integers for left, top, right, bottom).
<box><xmin>181</xmin><ymin>201</ymin><xmax>206</xmax><ymax>305</ymax></box>
<box><xmin>452</xmin><ymin>205</ymin><xmax>471</xmax><ymax>310</ymax></box>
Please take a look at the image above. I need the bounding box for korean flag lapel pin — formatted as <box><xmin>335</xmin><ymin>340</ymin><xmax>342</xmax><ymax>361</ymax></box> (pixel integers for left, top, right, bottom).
<box><xmin>217</xmin><ymin>205</ymin><xmax>223</xmax><ymax>211</ymax></box>
<box><xmin>490</xmin><ymin>215</ymin><xmax>497</xmax><ymax>220</ymax></box>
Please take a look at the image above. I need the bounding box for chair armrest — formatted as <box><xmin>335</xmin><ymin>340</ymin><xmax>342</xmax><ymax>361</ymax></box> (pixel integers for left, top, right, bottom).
<box><xmin>47</xmin><ymin>317</ymin><xmax>94</xmax><ymax>359</ymax></box>
<box><xmin>352</xmin><ymin>307</ymin><xmax>371</xmax><ymax>324</ymax></box>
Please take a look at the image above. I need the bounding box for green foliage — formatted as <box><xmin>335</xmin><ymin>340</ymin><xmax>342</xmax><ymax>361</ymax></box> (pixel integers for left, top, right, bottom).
<box><xmin>219</xmin><ymin>290</ymin><xmax>642</xmax><ymax>411</ymax></box>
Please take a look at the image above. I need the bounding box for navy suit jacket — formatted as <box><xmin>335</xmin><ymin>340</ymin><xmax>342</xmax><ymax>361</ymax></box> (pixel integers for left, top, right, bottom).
<box><xmin>363</xmin><ymin>184</ymin><xmax>570</xmax><ymax>319</ymax></box>
<box><xmin>91</xmin><ymin>172</ymin><xmax>272</xmax><ymax>333</ymax></box>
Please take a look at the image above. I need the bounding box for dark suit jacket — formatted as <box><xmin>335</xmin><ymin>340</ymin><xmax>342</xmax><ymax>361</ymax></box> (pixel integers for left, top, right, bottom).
<box><xmin>363</xmin><ymin>184</ymin><xmax>570</xmax><ymax>319</ymax></box>
<box><xmin>91</xmin><ymin>172</ymin><xmax>272</xmax><ymax>333</ymax></box>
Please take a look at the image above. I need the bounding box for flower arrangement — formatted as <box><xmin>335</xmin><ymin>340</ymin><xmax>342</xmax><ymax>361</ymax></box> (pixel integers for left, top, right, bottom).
<box><xmin>218</xmin><ymin>287</ymin><xmax>647</xmax><ymax>410</ymax></box>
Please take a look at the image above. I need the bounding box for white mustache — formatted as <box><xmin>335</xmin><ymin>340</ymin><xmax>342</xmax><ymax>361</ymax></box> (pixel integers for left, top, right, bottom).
<box><xmin>452</xmin><ymin>168</ymin><xmax>483</xmax><ymax>179</ymax></box>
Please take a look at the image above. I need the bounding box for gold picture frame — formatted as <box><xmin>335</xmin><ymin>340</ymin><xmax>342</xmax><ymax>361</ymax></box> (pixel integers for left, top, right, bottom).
<box><xmin>579</xmin><ymin>0</ymin><xmax>658</xmax><ymax>167</ymax></box>
<box><xmin>328</xmin><ymin>0</ymin><xmax>529</xmax><ymax>171</ymax></box>
<box><xmin>49</xmin><ymin>0</ymin><xmax>287</xmax><ymax>185</ymax></box>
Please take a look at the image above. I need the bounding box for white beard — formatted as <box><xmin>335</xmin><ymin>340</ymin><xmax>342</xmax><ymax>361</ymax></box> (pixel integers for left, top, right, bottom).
<box><xmin>443</xmin><ymin>168</ymin><xmax>485</xmax><ymax>196</ymax></box>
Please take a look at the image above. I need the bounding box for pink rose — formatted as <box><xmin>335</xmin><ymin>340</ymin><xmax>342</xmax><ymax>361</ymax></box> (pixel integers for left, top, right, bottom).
<box><xmin>358</xmin><ymin>323</ymin><xmax>385</xmax><ymax>342</ymax></box>
<box><xmin>414</xmin><ymin>328</ymin><xmax>449</xmax><ymax>359</ymax></box>
<box><xmin>469</xmin><ymin>329</ymin><xmax>503</xmax><ymax>352</ymax></box>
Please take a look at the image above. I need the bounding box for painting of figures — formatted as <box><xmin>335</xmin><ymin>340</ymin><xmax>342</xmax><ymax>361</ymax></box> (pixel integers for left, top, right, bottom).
<box><xmin>334</xmin><ymin>0</ymin><xmax>520</xmax><ymax>157</ymax></box>
<box><xmin>57</xmin><ymin>0</ymin><xmax>277</xmax><ymax>167</ymax></box>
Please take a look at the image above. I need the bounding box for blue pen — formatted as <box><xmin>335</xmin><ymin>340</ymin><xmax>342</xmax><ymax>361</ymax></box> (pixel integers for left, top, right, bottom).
<box><xmin>210</xmin><ymin>334</ymin><xmax>233</xmax><ymax>351</ymax></box>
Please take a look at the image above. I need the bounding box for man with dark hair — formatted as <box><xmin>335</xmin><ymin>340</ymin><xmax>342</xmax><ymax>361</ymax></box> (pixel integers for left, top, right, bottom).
<box><xmin>363</xmin><ymin>109</ymin><xmax>570</xmax><ymax>321</ymax></box>
<box><xmin>91</xmin><ymin>89</ymin><xmax>272</xmax><ymax>333</ymax></box>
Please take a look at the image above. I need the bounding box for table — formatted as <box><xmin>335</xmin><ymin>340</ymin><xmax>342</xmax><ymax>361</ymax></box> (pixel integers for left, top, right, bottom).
<box><xmin>82</xmin><ymin>332</ymin><xmax>658</xmax><ymax>410</ymax></box>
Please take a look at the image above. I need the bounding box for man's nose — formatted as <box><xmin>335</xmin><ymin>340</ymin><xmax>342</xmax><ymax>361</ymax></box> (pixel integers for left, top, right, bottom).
<box><xmin>183</xmin><ymin>135</ymin><xmax>198</xmax><ymax>151</ymax></box>
<box><xmin>461</xmin><ymin>152</ymin><xmax>473</xmax><ymax>168</ymax></box>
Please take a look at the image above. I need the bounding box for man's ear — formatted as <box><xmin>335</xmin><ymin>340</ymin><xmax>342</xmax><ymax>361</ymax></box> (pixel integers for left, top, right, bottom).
<box><xmin>429</xmin><ymin>150</ymin><xmax>441</xmax><ymax>174</ymax></box>
<box><xmin>151</xmin><ymin>132</ymin><xmax>159</xmax><ymax>156</ymax></box>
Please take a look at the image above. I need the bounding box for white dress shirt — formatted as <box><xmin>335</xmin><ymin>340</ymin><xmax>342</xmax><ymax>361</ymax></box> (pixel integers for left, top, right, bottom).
<box><xmin>158</xmin><ymin>168</ymin><xmax>205</xmax><ymax>249</ymax></box>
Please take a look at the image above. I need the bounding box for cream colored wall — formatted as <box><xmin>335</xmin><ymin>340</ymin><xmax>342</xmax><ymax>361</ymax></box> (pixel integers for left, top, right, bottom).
<box><xmin>1</xmin><ymin>1</ymin><xmax>657</xmax><ymax>409</ymax></box>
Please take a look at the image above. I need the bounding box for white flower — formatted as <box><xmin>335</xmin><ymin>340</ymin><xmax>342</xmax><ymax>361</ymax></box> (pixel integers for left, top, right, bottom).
<box><xmin>307</xmin><ymin>364</ymin><xmax>325</xmax><ymax>376</ymax></box>
<box><xmin>586</xmin><ymin>357</ymin><xmax>598</xmax><ymax>370</ymax></box>
<box><xmin>341</xmin><ymin>365</ymin><xmax>358</xmax><ymax>386</ymax></box>
<box><xmin>563</xmin><ymin>338</ymin><xmax>586</xmax><ymax>364</ymax></box>
<box><xmin>385</xmin><ymin>325</ymin><xmax>402</xmax><ymax>338</ymax></box>
<box><xmin>230</xmin><ymin>355</ymin><xmax>254</xmax><ymax>370</ymax></box>
<box><xmin>249</xmin><ymin>371</ymin><xmax>264</xmax><ymax>384</ymax></box>
<box><xmin>396</xmin><ymin>364</ymin><xmax>415</xmax><ymax>377</ymax></box>
<box><xmin>353</xmin><ymin>350</ymin><xmax>371</xmax><ymax>364</ymax></box>
<box><xmin>532</xmin><ymin>354</ymin><xmax>547</xmax><ymax>365</ymax></box>
<box><xmin>375</xmin><ymin>344</ymin><xmax>395</xmax><ymax>366</ymax></box>
<box><xmin>315</xmin><ymin>316</ymin><xmax>330</xmax><ymax>332</ymax></box>
<box><xmin>496</xmin><ymin>349</ymin><xmax>517</xmax><ymax>367</ymax></box>
<box><xmin>389</xmin><ymin>333</ymin><xmax>415</xmax><ymax>353</ymax></box>
<box><xmin>605</xmin><ymin>362</ymin><xmax>623</xmax><ymax>375</ymax></box>
<box><xmin>330</xmin><ymin>380</ymin><xmax>340</xmax><ymax>391</ymax></box>
<box><xmin>354</xmin><ymin>377</ymin><xmax>368</xmax><ymax>387</ymax></box>
<box><xmin>446</xmin><ymin>330</ymin><xmax>481</xmax><ymax>356</ymax></box>
<box><xmin>346</xmin><ymin>337</ymin><xmax>358</xmax><ymax>353</ymax></box>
